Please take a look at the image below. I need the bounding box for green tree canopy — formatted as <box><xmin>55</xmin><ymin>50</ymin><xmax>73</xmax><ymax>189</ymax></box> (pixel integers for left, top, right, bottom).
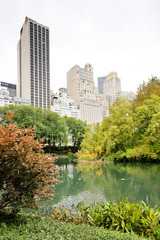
<box><xmin>64</xmin><ymin>116</ymin><xmax>87</xmax><ymax>150</ymax></box>
<box><xmin>0</xmin><ymin>105</ymin><xmax>86</xmax><ymax>152</ymax></box>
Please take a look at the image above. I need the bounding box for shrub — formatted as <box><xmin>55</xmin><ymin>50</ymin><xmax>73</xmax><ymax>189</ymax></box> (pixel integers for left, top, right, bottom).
<box><xmin>0</xmin><ymin>111</ymin><xmax>61</xmax><ymax>212</ymax></box>
<box><xmin>51</xmin><ymin>199</ymin><xmax>160</xmax><ymax>239</ymax></box>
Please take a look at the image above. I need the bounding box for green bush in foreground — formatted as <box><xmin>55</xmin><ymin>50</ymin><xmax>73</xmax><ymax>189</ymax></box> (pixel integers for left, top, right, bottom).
<box><xmin>0</xmin><ymin>211</ymin><xmax>147</xmax><ymax>240</ymax></box>
<box><xmin>51</xmin><ymin>199</ymin><xmax>160</xmax><ymax>239</ymax></box>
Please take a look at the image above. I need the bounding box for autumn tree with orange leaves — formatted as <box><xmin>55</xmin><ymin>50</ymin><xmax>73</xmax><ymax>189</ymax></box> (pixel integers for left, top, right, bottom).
<box><xmin>133</xmin><ymin>76</ymin><xmax>160</xmax><ymax>109</ymax></box>
<box><xmin>0</xmin><ymin>111</ymin><xmax>61</xmax><ymax>213</ymax></box>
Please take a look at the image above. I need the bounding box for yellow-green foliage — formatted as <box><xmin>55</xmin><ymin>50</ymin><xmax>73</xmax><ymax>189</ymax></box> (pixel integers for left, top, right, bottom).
<box><xmin>76</xmin><ymin>123</ymin><xmax>104</xmax><ymax>161</ymax></box>
<box><xmin>77</xmin><ymin>93</ymin><xmax>160</xmax><ymax>162</ymax></box>
<box><xmin>51</xmin><ymin>199</ymin><xmax>160</xmax><ymax>239</ymax></box>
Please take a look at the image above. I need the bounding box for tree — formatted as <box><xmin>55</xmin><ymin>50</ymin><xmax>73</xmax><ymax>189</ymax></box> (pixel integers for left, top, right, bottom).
<box><xmin>0</xmin><ymin>105</ymin><xmax>42</xmax><ymax>128</ymax></box>
<box><xmin>77</xmin><ymin>98</ymin><xmax>134</xmax><ymax>161</ymax></box>
<box><xmin>76</xmin><ymin>123</ymin><xmax>104</xmax><ymax>161</ymax></box>
<box><xmin>0</xmin><ymin>106</ymin><xmax>68</xmax><ymax>151</ymax></box>
<box><xmin>101</xmin><ymin>98</ymin><xmax>134</xmax><ymax>158</ymax></box>
<box><xmin>133</xmin><ymin>76</ymin><xmax>160</xmax><ymax>109</ymax></box>
<box><xmin>126</xmin><ymin>95</ymin><xmax>160</xmax><ymax>161</ymax></box>
<box><xmin>39</xmin><ymin>109</ymin><xmax>68</xmax><ymax>150</ymax></box>
<box><xmin>0</xmin><ymin>111</ymin><xmax>61</xmax><ymax>212</ymax></box>
<box><xmin>64</xmin><ymin>116</ymin><xmax>87</xmax><ymax>150</ymax></box>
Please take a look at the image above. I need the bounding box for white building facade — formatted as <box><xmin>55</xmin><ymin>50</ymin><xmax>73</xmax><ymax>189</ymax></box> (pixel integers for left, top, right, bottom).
<box><xmin>120</xmin><ymin>91</ymin><xmax>135</xmax><ymax>101</ymax></box>
<box><xmin>0</xmin><ymin>82</ymin><xmax>16</xmax><ymax>97</ymax></box>
<box><xmin>104</xmin><ymin>72</ymin><xmax>121</xmax><ymax>108</ymax></box>
<box><xmin>67</xmin><ymin>63</ymin><xmax>104</xmax><ymax>125</ymax></box>
<box><xmin>51</xmin><ymin>88</ymin><xmax>80</xmax><ymax>119</ymax></box>
<box><xmin>0</xmin><ymin>86</ymin><xmax>29</xmax><ymax>107</ymax></box>
<box><xmin>0</xmin><ymin>87</ymin><xmax>12</xmax><ymax>107</ymax></box>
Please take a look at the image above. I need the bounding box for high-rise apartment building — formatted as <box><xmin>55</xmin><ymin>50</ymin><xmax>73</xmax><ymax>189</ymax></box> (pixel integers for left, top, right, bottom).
<box><xmin>17</xmin><ymin>17</ymin><xmax>50</xmax><ymax>109</ymax></box>
<box><xmin>67</xmin><ymin>63</ymin><xmax>104</xmax><ymax>124</ymax></box>
<box><xmin>104</xmin><ymin>72</ymin><xmax>121</xmax><ymax>107</ymax></box>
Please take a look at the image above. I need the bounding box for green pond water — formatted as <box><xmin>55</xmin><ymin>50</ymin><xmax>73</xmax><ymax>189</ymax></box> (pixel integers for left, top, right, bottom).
<box><xmin>39</xmin><ymin>161</ymin><xmax>160</xmax><ymax>213</ymax></box>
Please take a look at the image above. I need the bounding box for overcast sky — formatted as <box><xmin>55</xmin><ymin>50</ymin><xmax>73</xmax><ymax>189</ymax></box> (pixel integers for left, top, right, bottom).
<box><xmin>0</xmin><ymin>0</ymin><xmax>160</xmax><ymax>93</ymax></box>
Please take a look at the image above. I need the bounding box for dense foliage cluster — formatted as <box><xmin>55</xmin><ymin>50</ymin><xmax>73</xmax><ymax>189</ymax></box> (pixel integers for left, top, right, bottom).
<box><xmin>133</xmin><ymin>76</ymin><xmax>160</xmax><ymax>109</ymax></box>
<box><xmin>0</xmin><ymin>111</ymin><xmax>61</xmax><ymax>212</ymax></box>
<box><xmin>77</xmin><ymin>76</ymin><xmax>160</xmax><ymax>162</ymax></box>
<box><xmin>51</xmin><ymin>199</ymin><xmax>160</xmax><ymax>239</ymax></box>
<box><xmin>0</xmin><ymin>106</ymin><xmax>86</xmax><ymax>152</ymax></box>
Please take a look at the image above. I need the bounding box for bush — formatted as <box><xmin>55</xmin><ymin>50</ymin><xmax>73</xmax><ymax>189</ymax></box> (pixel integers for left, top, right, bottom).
<box><xmin>51</xmin><ymin>199</ymin><xmax>160</xmax><ymax>239</ymax></box>
<box><xmin>0</xmin><ymin>111</ymin><xmax>61</xmax><ymax>212</ymax></box>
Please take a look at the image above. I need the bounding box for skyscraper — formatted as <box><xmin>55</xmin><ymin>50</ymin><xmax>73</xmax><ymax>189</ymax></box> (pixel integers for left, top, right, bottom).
<box><xmin>97</xmin><ymin>76</ymin><xmax>106</xmax><ymax>94</ymax></box>
<box><xmin>17</xmin><ymin>17</ymin><xmax>50</xmax><ymax>109</ymax></box>
<box><xmin>67</xmin><ymin>63</ymin><xmax>104</xmax><ymax>124</ymax></box>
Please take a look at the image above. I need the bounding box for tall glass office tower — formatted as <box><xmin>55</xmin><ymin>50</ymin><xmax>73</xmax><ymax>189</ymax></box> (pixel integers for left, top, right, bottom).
<box><xmin>97</xmin><ymin>76</ymin><xmax>106</xmax><ymax>94</ymax></box>
<box><xmin>17</xmin><ymin>17</ymin><xmax>50</xmax><ymax>109</ymax></box>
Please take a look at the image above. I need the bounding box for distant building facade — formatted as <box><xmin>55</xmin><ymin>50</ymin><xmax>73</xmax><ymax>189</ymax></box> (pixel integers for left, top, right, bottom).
<box><xmin>104</xmin><ymin>72</ymin><xmax>121</xmax><ymax>108</ymax></box>
<box><xmin>0</xmin><ymin>81</ymin><xmax>16</xmax><ymax>97</ymax></box>
<box><xmin>0</xmin><ymin>85</ymin><xmax>29</xmax><ymax>107</ymax></box>
<box><xmin>0</xmin><ymin>86</ymin><xmax>12</xmax><ymax>107</ymax></box>
<box><xmin>51</xmin><ymin>88</ymin><xmax>80</xmax><ymax>119</ymax></box>
<box><xmin>97</xmin><ymin>76</ymin><xmax>106</xmax><ymax>94</ymax></box>
<box><xmin>17</xmin><ymin>16</ymin><xmax>50</xmax><ymax>109</ymax></box>
<box><xmin>67</xmin><ymin>63</ymin><xmax>104</xmax><ymax>124</ymax></box>
<box><xmin>120</xmin><ymin>91</ymin><xmax>135</xmax><ymax>101</ymax></box>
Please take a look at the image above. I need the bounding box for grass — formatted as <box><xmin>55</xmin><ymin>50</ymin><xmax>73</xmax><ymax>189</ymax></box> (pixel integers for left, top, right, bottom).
<box><xmin>0</xmin><ymin>212</ymin><xmax>148</xmax><ymax>240</ymax></box>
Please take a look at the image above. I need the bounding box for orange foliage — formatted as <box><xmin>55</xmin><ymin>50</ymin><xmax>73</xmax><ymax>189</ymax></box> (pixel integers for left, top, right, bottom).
<box><xmin>0</xmin><ymin>111</ymin><xmax>61</xmax><ymax>211</ymax></box>
<box><xmin>133</xmin><ymin>79</ymin><xmax>160</xmax><ymax>109</ymax></box>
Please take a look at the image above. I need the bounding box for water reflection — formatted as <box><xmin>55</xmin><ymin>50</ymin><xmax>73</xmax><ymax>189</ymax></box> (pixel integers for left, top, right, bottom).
<box><xmin>40</xmin><ymin>162</ymin><xmax>160</xmax><ymax>211</ymax></box>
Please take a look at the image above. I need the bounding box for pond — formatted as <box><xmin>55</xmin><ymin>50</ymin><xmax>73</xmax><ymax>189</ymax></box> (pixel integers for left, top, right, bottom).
<box><xmin>39</xmin><ymin>161</ymin><xmax>160</xmax><ymax>213</ymax></box>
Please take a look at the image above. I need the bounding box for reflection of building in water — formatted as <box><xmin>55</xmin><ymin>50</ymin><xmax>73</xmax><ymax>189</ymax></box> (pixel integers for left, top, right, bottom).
<box><xmin>53</xmin><ymin>190</ymin><xmax>107</xmax><ymax>210</ymax></box>
<box><xmin>61</xmin><ymin>164</ymin><xmax>74</xmax><ymax>179</ymax></box>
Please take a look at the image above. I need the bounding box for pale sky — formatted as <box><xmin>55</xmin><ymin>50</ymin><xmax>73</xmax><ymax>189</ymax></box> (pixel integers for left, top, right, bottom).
<box><xmin>0</xmin><ymin>0</ymin><xmax>160</xmax><ymax>93</ymax></box>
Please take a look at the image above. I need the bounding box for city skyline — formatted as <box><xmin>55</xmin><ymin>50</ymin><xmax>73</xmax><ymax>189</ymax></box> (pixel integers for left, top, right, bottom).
<box><xmin>0</xmin><ymin>0</ymin><xmax>160</xmax><ymax>94</ymax></box>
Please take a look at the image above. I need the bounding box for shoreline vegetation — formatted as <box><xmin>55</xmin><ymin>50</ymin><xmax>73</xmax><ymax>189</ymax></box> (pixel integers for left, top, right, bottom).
<box><xmin>50</xmin><ymin>199</ymin><xmax>160</xmax><ymax>239</ymax></box>
<box><xmin>0</xmin><ymin>198</ymin><xmax>160</xmax><ymax>239</ymax></box>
